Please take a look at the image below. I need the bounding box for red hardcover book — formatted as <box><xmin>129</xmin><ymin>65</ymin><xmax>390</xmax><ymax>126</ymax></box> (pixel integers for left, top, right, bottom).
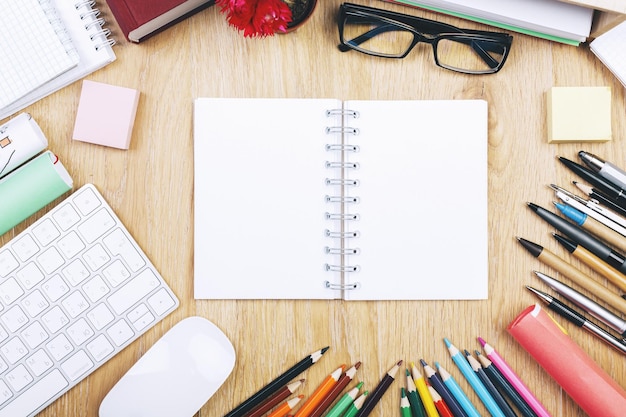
<box><xmin>106</xmin><ymin>0</ymin><xmax>215</xmax><ymax>43</ymax></box>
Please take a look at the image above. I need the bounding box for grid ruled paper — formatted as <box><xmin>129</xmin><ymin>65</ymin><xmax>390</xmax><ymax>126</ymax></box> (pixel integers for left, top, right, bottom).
<box><xmin>0</xmin><ymin>0</ymin><xmax>78</xmax><ymax>108</ymax></box>
<box><xmin>590</xmin><ymin>21</ymin><xmax>626</xmax><ymax>88</ymax></box>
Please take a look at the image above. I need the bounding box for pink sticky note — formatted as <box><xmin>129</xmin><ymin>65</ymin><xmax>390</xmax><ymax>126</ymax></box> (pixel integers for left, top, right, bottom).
<box><xmin>72</xmin><ymin>80</ymin><xmax>140</xmax><ymax>149</ymax></box>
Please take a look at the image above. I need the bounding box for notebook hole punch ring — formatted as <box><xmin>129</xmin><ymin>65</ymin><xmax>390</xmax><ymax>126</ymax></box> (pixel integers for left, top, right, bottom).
<box><xmin>325</xmin><ymin>265</ymin><xmax>361</xmax><ymax>273</ymax></box>
<box><xmin>324</xmin><ymin>281</ymin><xmax>361</xmax><ymax>290</ymax></box>
<box><xmin>325</xmin><ymin>247</ymin><xmax>360</xmax><ymax>255</ymax></box>
<box><xmin>326</xmin><ymin>108</ymin><xmax>360</xmax><ymax>118</ymax></box>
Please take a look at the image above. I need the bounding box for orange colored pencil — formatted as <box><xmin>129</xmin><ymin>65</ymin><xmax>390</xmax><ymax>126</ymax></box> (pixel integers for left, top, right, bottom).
<box><xmin>293</xmin><ymin>365</ymin><xmax>345</xmax><ymax>417</ymax></box>
<box><xmin>309</xmin><ymin>362</ymin><xmax>361</xmax><ymax>417</ymax></box>
<box><xmin>427</xmin><ymin>385</ymin><xmax>454</xmax><ymax>417</ymax></box>
<box><xmin>268</xmin><ymin>396</ymin><xmax>305</xmax><ymax>417</ymax></box>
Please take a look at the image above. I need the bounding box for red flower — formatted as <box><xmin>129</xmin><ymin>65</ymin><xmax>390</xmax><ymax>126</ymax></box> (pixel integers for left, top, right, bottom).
<box><xmin>216</xmin><ymin>0</ymin><xmax>292</xmax><ymax>37</ymax></box>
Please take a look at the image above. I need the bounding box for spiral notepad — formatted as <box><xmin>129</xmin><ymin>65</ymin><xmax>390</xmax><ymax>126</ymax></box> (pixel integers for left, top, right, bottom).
<box><xmin>193</xmin><ymin>98</ymin><xmax>489</xmax><ymax>300</ymax></box>
<box><xmin>0</xmin><ymin>0</ymin><xmax>116</xmax><ymax>120</ymax></box>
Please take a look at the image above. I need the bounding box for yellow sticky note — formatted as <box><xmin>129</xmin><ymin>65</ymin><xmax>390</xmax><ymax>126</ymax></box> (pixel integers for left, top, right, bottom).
<box><xmin>547</xmin><ymin>86</ymin><xmax>611</xmax><ymax>143</ymax></box>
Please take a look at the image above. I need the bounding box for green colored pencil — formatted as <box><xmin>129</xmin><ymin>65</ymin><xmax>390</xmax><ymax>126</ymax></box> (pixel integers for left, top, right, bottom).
<box><xmin>325</xmin><ymin>382</ymin><xmax>363</xmax><ymax>417</ymax></box>
<box><xmin>401</xmin><ymin>388</ymin><xmax>413</xmax><ymax>417</ymax></box>
<box><xmin>343</xmin><ymin>391</ymin><xmax>368</xmax><ymax>417</ymax></box>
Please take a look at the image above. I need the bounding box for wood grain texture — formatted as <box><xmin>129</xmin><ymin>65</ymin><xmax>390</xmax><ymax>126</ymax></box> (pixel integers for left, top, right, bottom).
<box><xmin>1</xmin><ymin>1</ymin><xmax>625</xmax><ymax>416</ymax></box>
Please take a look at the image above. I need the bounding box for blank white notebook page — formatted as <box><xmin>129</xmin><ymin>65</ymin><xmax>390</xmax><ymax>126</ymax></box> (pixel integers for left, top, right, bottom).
<box><xmin>194</xmin><ymin>98</ymin><xmax>338</xmax><ymax>299</ymax></box>
<box><xmin>0</xmin><ymin>0</ymin><xmax>78</xmax><ymax>108</ymax></box>
<box><xmin>341</xmin><ymin>100</ymin><xmax>488</xmax><ymax>300</ymax></box>
<box><xmin>590</xmin><ymin>21</ymin><xmax>626</xmax><ymax>87</ymax></box>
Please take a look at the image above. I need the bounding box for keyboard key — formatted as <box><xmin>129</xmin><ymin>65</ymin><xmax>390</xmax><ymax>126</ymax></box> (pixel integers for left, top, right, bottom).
<box><xmin>72</xmin><ymin>187</ymin><xmax>101</xmax><ymax>216</ymax></box>
<box><xmin>77</xmin><ymin>208</ymin><xmax>116</xmax><ymax>243</ymax></box>
<box><xmin>41</xmin><ymin>275</ymin><xmax>70</xmax><ymax>302</ymax></box>
<box><xmin>86</xmin><ymin>335</ymin><xmax>113</xmax><ymax>362</ymax></box>
<box><xmin>101</xmin><ymin>259</ymin><xmax>130</xmax><ymax>288</ymax></box>
<box><xmin>148</xmin><ymin>288</ymin><xmax>177</xmax><ymax>316</ymax></box>
<box><xmin>1</xmin><ymin>305</ymin><xmax>29</xmax><ymax>333</ymax></box>
<box><xmin>37</xmin><ymin>247</ymin><xmax>65</xmax><ymax>275</ymax></box>
<box><xmin>62</xmin><ymin>259</ymin><xmax>90</xmax><ymax>286</ymax></box>
<box><xmin>82</xmin><ymin>243</ymin><xmax>110</xmax><ymax>271</ymax></box>
<box><xmin>82</xmin><ymin>276</ymin><xmax>110</xmax><ymax>303</ymax></box>
<box><xmin>6</xmin><ymin>364</ymin><xmax>33</xmax><ymax>391</ymax></box>
<box><xmin>11</xmin><ymin>235</ymin><xmax>39</xmax><ymax>262</ymax></box>
<box><xmin>61</xmin><ymin>350</ymin><xmax>94</xmax><ymax>381</ymax></box>
<box><xmin>103</xmin><ymin>229</ymin><xmax>146</xmax><ymax>272</ymax></box>
<box><xmin>0</xmin><ymin>278</ymin><xmax>25</xmax><ymax>306</ymax></box>
<box><xmin>41</xmin><ymin>306</ymin><xmax>69</xmax><ymax>334</ymax></box>
<box><xmin>25</xmin><ymin>350</ymin><xmax>53</xmax><ymax>377</ymax></box>
<box><xmin>108</xmin><ymin>269</ymin><xmax>159</xmax><ymax>315</ymax></box>
<box><xmin>21</xmin><ymin>290</ymin><xmax>49</xmax><ymax>318</ymax></box>
<box><xmin>67</xmin><ymin>318</ymin><xmax>94</xmax><ymax>346</ymax></box>
<box><xmin>86</xmin><ymin>304</ymin><xmax>114</xmax><ymax>331</ymax></box>
<box><xmin>21</xmin><ymin>322</ymin><xmax>49</xmax><ymax>349</ymax></box>
<box><xmin>31</xmin><ymin>219</ymin><xmax>60</xmax><ymax>247</ymax></box>
<box><xmin>16</xmin><ymin>262</ymin><xmax>45</xmax><ymax>290</ymax></box>
<box><xmin>107</xmin><ymin>320</ymin><xmax>134</xmax><ymax>346</ymax></box>
<box><xmin>0</xmin><ymin>380</ymin><xmax>12</xmax><ymax>406</ymax></box>
<box><xmin>57</xmin><ymin>231</ymin><xmax>85</xmax><ymax>259</ymax></box>
<box><xmin>0</xmin><ymin>250</ymin><xmax>18</xmax><ymax>278</ymax></box>
<box><xmin>0</xmin><ymin>369</ymin><xmax>68</xmax><ymax>417</ymax></box>
<box><xmin>2</xmin><ymin>337</ymin><xmax>28</xmax><ymax>364</ymax></box>
<box><xmin>52</xmin><ymin>204</ymin><xmax>80</xmax><ymax>231</ymax></box>
<box><xmin>46</xmin><ymin>334</ymin><xmax>73</xmax><ymax>361</ymax></box>
<box><xmin>61</xmin><ymin>292</ymin><xmax>89</xmax><ymax>318</ymax></box>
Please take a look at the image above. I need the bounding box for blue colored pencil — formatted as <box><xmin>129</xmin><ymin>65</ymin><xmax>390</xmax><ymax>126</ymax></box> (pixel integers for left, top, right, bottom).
<box><xmin>435</xmin><ymin>362</ymin><xmax>481</xmax><ymax>417</ymax></box>
<box><xmin>420</xmin><ymin>360</ymin><xmax>468</xmax><ymax>417</ymax></box>
<box><xmin>444</xmin><ymin>338</ymin><xmax>505</xmax><ymax>417</ymax></box>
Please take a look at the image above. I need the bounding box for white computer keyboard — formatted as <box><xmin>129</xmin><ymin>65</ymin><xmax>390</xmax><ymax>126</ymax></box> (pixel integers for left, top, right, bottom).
<box><xmin>0</xmin><ymin>183</ymin><xmax>179</xmax><ymax>416</ymax></box>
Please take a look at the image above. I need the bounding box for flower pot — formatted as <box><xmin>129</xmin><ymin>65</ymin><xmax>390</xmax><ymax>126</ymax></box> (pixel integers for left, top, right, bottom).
<box><xmin>284</xmin><ymin>0</ymin><xmax>317</xmax><ymax>31</ymax></box>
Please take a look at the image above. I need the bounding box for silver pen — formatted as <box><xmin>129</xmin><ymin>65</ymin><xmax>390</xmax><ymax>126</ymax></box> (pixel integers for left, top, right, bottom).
<box><xmin>549</xmin><ymin>184</ymin><xmax>626</xmax><ymax>234</ymax></box>
<box><xmin>533</xmin><ymin>271</ymin><xmax>626</xmax><ymax>336</ymax></box>
<box><xmin>526</xmin><ymin>286</ymin><xmax>626</xmax><ymax>355</ymax></box>
<box><xmin>579</xmin><ymin>151</ymin><xmax>626</xmax><ymax>192</ymax></box>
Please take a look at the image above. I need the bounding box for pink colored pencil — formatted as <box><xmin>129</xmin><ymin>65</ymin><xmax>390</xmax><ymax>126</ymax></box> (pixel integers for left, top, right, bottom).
<box><xmin>478</xmin><ymin>337</ymin><xmax>552</xmax><ymax>417</ymax></box>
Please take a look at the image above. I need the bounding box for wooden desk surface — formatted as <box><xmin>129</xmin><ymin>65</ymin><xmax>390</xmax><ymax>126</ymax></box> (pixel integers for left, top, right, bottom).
<box><xmin>1</xmin><ymin>1</ymin><xmax>625</xmax><ymax>416</ymax></box>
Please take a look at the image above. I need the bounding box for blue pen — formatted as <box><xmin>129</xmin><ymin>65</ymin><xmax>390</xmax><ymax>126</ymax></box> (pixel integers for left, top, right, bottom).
<box><xmin>554</xmin><ymin>202</ymin><xmax>587</xmax><ymax>225</ymax></box>
<box><xmin>435</xmin><ymin>362</ymin><xmax>481</xmax><ymax>417</ymax></box>
<box><xmin>444</xmin><ymin>338</ymin><xmax>505</xmax><ymax>417</ymax></box>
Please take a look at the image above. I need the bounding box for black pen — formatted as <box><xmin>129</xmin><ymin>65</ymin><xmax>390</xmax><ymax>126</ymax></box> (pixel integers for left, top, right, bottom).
<box><xmin>579</xmin><ymin>151</ymin><xmax>626</xmax><ymax>192</ymax></box>
<box><xmin>558</xmin><ymin>157</ymin><xmax>626</xmax><ymax>205</ymax></box>
<box><xmin>526</xmin><ymin>286</ymin><xmax>626</xmax><ymax>355</ymax></box>
<box><xmin>573</xmin><ymin>181</ymin><xmax>626</xmax><ymax>214</ymax></box>
<box><xmin>527</xmin><ymin>202</ymin><xmax>626</xmax><ymax>274</ymax></box>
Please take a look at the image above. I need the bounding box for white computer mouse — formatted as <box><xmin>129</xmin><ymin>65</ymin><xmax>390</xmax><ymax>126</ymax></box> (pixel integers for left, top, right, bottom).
<box><xmin>99</xmin><ymin>316</ymin><xmax>236</xmax><ymax>417</ymax></box>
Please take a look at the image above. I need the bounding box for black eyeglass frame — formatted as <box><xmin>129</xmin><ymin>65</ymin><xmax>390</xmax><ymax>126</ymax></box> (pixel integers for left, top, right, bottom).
<box><xmin>337</xmin><ymin>2</ymin><xmax>513</xmax><ymax>74</ymax></box>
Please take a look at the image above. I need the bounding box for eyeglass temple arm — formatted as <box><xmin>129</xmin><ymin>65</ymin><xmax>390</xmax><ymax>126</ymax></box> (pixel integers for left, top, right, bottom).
<box><xmin>339</xmin><ymin>23</ymin><xmax>503</xmax><ymax>69</ymax></box>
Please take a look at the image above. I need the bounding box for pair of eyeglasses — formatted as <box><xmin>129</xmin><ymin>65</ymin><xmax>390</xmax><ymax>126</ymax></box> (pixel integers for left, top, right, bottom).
<box><xmin>337</xmin><ymin>2</ymin><xmax>513</xmax><ymax>74</ymax></box>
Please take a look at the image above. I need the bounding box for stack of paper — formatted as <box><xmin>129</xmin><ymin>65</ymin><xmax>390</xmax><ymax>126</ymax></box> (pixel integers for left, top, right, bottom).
<box><xmin>382</xmin><ymin>0</ymin><xmax>594</xmax><ymax>45</ymax></box>
<box><xmin>590</xmin><ymin>21</ymin><xmax>626</xmax><ymax>87</ymax></box>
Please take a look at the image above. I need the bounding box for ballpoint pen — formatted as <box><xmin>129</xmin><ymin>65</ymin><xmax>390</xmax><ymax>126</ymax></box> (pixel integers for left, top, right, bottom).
<box><xmin>533</xmin><ymin>271</ymin><xmax>626</xmax><ymax>336</ymax></box>
<box><xmin>527</xmin><ymin>202</ymin><xmax>626</xmax><ymax>274</ymax></box>
<box><xmin>558</xmin><ymin>156</ymin><xmax>626</xmax><ymax>205</ymax></box>
<box><xmin>526</xmin><ymin>286</ymin><xmax>626</xmax><ymax>355</ymax></box>
<box><xmin>549</xmin><ymin>184</ymin><xmax>626</xmax><ymax>233</ymax></box>
<box><xmin>579</xmin><ymin>151</ymin><xmax>626</xmax><ymax>192</ymax></box>
<box><xmin>552</xmin><ymin>233</ymin><xmax>626</xmax><ymax>293</ymax></box>
<box><xmin>553</xmin><ymin>201</ymin><xmax>626</xmax><ymax>249</ymax></box>
<box><xmin>574</xmin><ymin>181</ymin><xmax>626</xmax><ymax>215</ymax></box>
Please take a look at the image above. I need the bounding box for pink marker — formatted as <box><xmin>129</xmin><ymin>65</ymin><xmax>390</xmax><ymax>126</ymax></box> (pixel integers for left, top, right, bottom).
<box><xmin>478</xmin><ymin>337</ymin><xmax>552</xmax><ymax>417</ymax></box>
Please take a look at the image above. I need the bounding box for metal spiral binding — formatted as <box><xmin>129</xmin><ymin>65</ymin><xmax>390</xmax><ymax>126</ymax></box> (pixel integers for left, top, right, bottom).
<box><xmin>324</xmin><ymin>107</ymin><xmax>360</xmax><ymax>292</ymax></box>
<box><xmin>38</xmin><ymin>0</ymin><xmax>78</xmax><ymax>55</ymax></box>
<box><xmin>76</xmin><ymin>0</ymin><xmax>117</xmax><ymax>50</ymax></box>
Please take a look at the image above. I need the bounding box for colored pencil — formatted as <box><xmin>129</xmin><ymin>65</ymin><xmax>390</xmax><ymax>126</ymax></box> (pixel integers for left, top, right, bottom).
<box><xmin>294</xmin><ymin>365</ymin><xmax>345</xmax><ymax>417</ymax></box>
<box><xmin>420</xmin><ymin>359</ymin><xmax>468</xmax><ymax>417</ymax></box>
<box><xmin>409</xmin><ymin>362</ymin><xmax>439</xmax><ymax>417</ymax></box>
<box><xmin>401</xmin><ymin>388</ymin><xmax>413</xmax><ymax>417</ymax></box>
<box><xmin>464</xmin><ymin>351</ymin><xmax>518</xmax><ymax>417</ymax></box>
<box><xmin>444</xmin><ymin>338</ymin><xmax>504</xmax><ymax>417</ymax></box>
<box><xmin>436</xmin><ymin>362</ymin><xmax>481</xmax><ymax>417</ymax></box>
<box><xmin>355</xmin><ymin>360</ymin><xmax>402</xmax><ymax>417</ymax></box>
<box><xmin>325</xmin><ymin>382</ymin><xmax>364</xmax><ymax>417</ymax></box>
<box><xmin>405</xmin><ymin>369</ymin><xmax>425</xmax><ymax>417</ymax></box>
<box><xmin>268</xmin><ymin>396</ymin><xmax>304</xmax><ymax>417</ymax></box>
<box><xmin>475</xmin><ymin>351</ymin><xmax>537</xmax><ymax>417</ymax></box>
<box><xmin>428</xmin><ymin>385</ymin><xmax>455</xmax><ymax>417</ymax></box>
<box><xmin>247</xmin><ymin>379</ymin><xmax>305</xmax><ymax>417</ymax></box>
<box><xmin>343</xmin><ymin>391</ymin><xmax>368</xmax><ymax>417</ymax></box>
<box><xmin>308</xmin><ymin>362</ymin><xmax>361</xmax><ymax>417</ymax></box>
<box><xmin>478</xmin><ymin>338</ymin><xmax>550</xmax><ymax>417</ymax></box>
<box><xmin>225</xmin><ymin>347</ymin><xmax>329</xmax><ymax>417</ymax></box>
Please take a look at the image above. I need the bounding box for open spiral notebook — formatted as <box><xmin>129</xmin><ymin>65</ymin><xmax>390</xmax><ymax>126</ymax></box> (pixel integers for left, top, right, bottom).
<box><xmin>0</xmin><ymin>0</ymin><xmax>116</xmax><ymax>120</ymax></box>
<box><xmin>193</xmin><ymin>98</ymin><xmax>489</xmax><ymax>300</ymax></box>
